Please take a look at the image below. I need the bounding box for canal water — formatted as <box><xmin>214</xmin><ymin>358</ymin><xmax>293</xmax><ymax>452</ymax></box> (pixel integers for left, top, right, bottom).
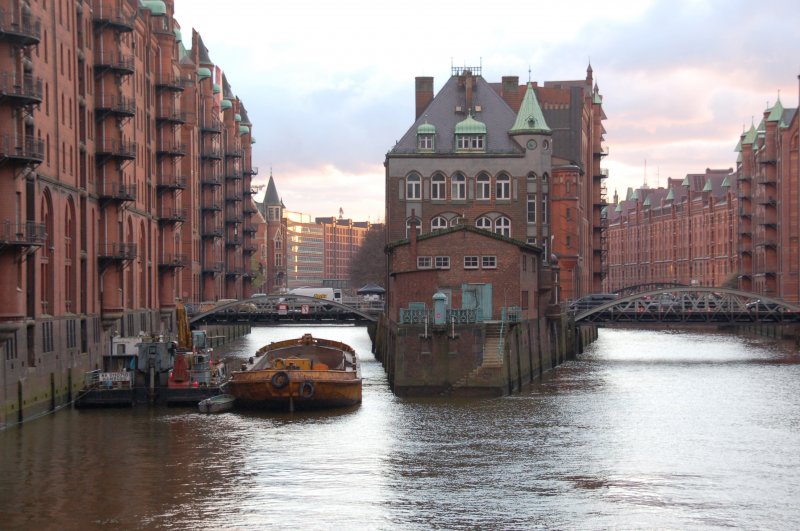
<box><xmin>2</xmin><ymin>325</ymin><xmax>800</xmax><ymax>529</ymax></box>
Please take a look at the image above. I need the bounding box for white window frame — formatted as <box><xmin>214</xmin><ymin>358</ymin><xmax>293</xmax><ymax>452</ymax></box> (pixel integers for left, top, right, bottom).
<box><xmin>431</xmin><ymin>216</ymin><xmax>448</xmax><ymax>231</ymax></box>
<box><xmin>496</xmin><ymin>174</ymin><xmax>510</xmax><ymax>200</ymax></box>
<box><xmin>464</xmin><ymin>256</ymin><xmax>479</xmax><ymax>269</ymax></box>
<box><xmin>406</xmin><ymin>174</ymin><xmax>421</xmax><ymax>200</ymax></box>
<box><xmin>431</xmin><ymin>174</ymin><xmax>445</xmax><ymax>200</ymax></box>
<box><xmin>417</xmin><ymin>134</ymin><xmax>433</xmax><ymax>151</ymax></box>
<box><xmin>451</xmin><ymin>173</ymin><xmax>466</xmax><ymax>200</ymax></box>
<box><xmin>417</xmin><ymin>256</ymin><xmax>432</xmax><ymax>269</ymax></box>
<box><xmin>475</xmin><ymin>216</ymin><xmax>492</xmax><ymax>231</ymax></box>
<box><xmin>456</xmin><ymin>134</ymin><xmax>485</xmax><ymax>151</ymax></box>
<box><xmin>495</xmin><ymin>216</ymin><xmax>511</xmax><ymax>237</ymax></box>
<box><xmin>435</xmin><ymin>256</ymin><xmax>450</xmax><ymax>269</ymax></box>
<box><xmin>476</xmin><ymin>173</ymin><xmax>490</xmax><ymax>200</ymax></box>
<box><xmin>527</xmin><ymin>193</ymin><xmax>536</xmax><ymax>223</ymax></box>
<box><xmin>481</xmin><ymin>255</ymin><xmax>497</xmax><ymax>269</ymax></box>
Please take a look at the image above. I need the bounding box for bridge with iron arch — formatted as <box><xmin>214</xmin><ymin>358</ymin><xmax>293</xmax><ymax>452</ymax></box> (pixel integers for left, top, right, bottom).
<box><xmin>187</xmin><ymin>294</ymin><xmax>381</xmax><ymax>326</ymax></box>
<box><xmin>574</xmin><ymin>287</ymin><xmax>800</xmax><ymax>325</ymax></box>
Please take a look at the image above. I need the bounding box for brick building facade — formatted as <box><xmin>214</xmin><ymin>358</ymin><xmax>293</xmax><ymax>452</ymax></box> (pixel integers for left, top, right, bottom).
<box><xmin>384</xmin><ymin>66</ymin><xmax>607</xmax><ymax>305</ymax></box>
<box><xmin>606</xmin><ymin>169</ymin><xmax>738</xmax><ymax>291</ymax></box>
<box><xmin>606</xmin><ymin>79</ymin><xmax>800</xmax><ymax>303</ymax></box>
<box><xmin>0</xmin><ymin>0</ymin><xmax>256</xmax><ymax>422</ymax></box>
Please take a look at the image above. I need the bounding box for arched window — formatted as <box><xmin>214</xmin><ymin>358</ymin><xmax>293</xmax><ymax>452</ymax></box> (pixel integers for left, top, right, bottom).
<box><xmin>431</xmin><ymin>173</ymin><xmax>445</xmax><ymax>200</ymax></box>
<box><xmin>495</xmin><ymin>216</ymin><xmax>511</xmax><ymax>237</ymax></box>
<box><xmin>476</xmin><ymin>172</ymin><xmax>490</xmax><ymax>200</ymax></box>
<box><xmin>406</xmin><ymin>173</ymin><xmax>421</xmax><ymax>200</ymax></box>
<box><xmin>496</xmin><ymin>173</ymin><xmax>510</xmax><ymax>200</ymax></box>
<box><xmin>475</xmin><ymin>216</ymin><xmax>492</xmax><ymax>231</ymax></box>
<box><xmin>542</xmin><ymin>172</ymin><xmax>549</xmax><ymax>182</ymax></box>
<box><xmin>451</xmin><ymin>173</ymin><xmax>466</xmax><ymax>200</ymax></box>
<box><xmin>431</xmin><ymin>216</ymin><xmax>447</xmax><ymax>231</ymax></box>
<box><xmin>449</xmin><ymin>216</ymin><xmax>463</xmax><ymax>227</ymax></box>
<box><xmin>406</xmin><ymin>218</ymin><xmax>421</xmax><ymax>238</ymax></box>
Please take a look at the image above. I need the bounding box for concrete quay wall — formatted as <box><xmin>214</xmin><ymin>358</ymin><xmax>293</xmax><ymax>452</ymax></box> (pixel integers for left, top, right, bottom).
<box><xmin>372</xmin><ymin>314</ymin><xmax>596</xmax><ymax>397</ymax></box>
<box><xmin>1</xmin><ymin>320</ymin><xmax>250</xmax><ymax>429</ymax></box>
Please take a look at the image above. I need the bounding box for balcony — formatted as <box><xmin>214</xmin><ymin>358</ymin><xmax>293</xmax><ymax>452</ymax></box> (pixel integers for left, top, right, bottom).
<box><xmin>98</xmin><ymin>182</ymin><xmax>136</xmax><ymax>203</ymax></box>
<box><xmin>225</xmin><ymin>171</ymin><xmax>242</xmax><ymax>181</ymax></box>
<box><xmin>243</xmin><ymin>244</ymin><xmax>257</xmax><ymax>254</ymax></box>
<box><xmin>94</xmin><ymin>94</ymin><xmax>135</xmax><ymax>117</ymax></box>
<box><xmin>225</xmin><ymin>147</ymin><xmax>243</xmax><ymax>158</ymax></box>
<box><xmin>756</xmin><ymin>173</ymin><xmax>776</xmax><ymax>184</ymax></box>
<box><xmin>225</xmin><ymin>267</ymin><xmax>245</xmax><ymax>277</ymax></box>
<box><xmin>158</xmin><ymin>208</ymin><xmax>187</xmax><ymax>224</ymax></box>
<box><xmin>201</xmin><ymin>202</ymin><xmax>222</xmax><ymax>212</ymax></box>
<box><xmin>201</xmin><ymin>146</ymin><xmax>222</xmax><ymax>160</ymax></box>
<box><xmin>156</xmin><ymin>141</ymin><xmax>187</xmax><ymax>157</ymax></box>
<box><xmin>225</xmin><ymin>192</ymin><xmax>243</xmax><ymax>202</ymax></box>
<box><xmin>156</xmin><ymin>175</ymin><xmax>187</xmax><ymax>191</ymax></box>
<box><xmin>202</xmin><ymin>261</ymin><xmax>224</xmax><ymax>274</ymax></box>
<box><xmin>94</xmin><ymin>51</ymin><xmax>135</xmax><ymax>75</ymax></box>
<box><xmin>0</xmin><ymin>220</ymin><xmax>46</xmax><ymax>248</ymax></box>
<box><xmin>243</xmin><ymin>224</ymin><xmax>257</xmax><ymax>234</ymax></box>
<box><xmin>155</xmin><ymin>74</ymin><xmax>189</xmax><ymax>92</ymax></box>
<box><xmin>756</xmin><ymin>196</ymin><xmax>777</xmax><ymax>207</ymax></box>
<box><xmin>244</xmin><ymin>204</ymin><xmax>258</xmax><ymax>215</ymax></box>
<box><xmin>96</xmin><ymin>139</ymin><xmax>136</xmax><ymax>161</ymax></box>
<box><xmin>0</xmin><ymin>10</ymin><xmax>41</xmax><ymax>45</ymax></box>
<box><xmin>156</xmin><ymin>109</ymin><xmax>187</xmax><ymax>125</ymax></box>
<box><xmin>0</xmin><ymin>73</ymin><xmax>43</xmax><ymax>106</ymax></box>
<box><xmin>245</xmin><ymin>166</ymin><xmax>259</xmax><ymax>176</ymax></box>
<box><xmin>97</xmin><ymin>242</ymin><xmax>137</xmax><ymax>262</ymax></box>
<box><xmin>0</xmin><ymin>134</ymin><xmax>44</xmax><ymax>165</ymax></box>
<box><xmin>201</xmin><ymin>226</ymin><xmax>223</xmax><ymax>239</ymax></box>
<box><xmin>200</xmin><ymin>118</ymin><xmax>223</xmax><ymax>134</ymax></box>
<box><xmin>225</xmin><ymin>236</ymin><xmax>242</xmax><ymax>247</ymax></box>
<box><xmin>158</xmin><ymin>253</ymin><xmax>188</xmax><ymax>269</ymax></box>
<box><xmin>92</xmin><ymin>5</ymin><xmax>135</xmax><ymax>32</ymax></box>
<box><xmin>225</xmin><ymin>213</ymin><xmax>244</xmax><ymax>224</ymax></box>
<box><xmin>201</xmin><ymin>174</ymin><xmax>222</xmax><ymax>187</ymax></box>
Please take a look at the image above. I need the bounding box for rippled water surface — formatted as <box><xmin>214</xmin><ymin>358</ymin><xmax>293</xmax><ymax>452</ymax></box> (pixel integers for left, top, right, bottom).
<box><xmin>2</xmin><ymin>326</ymin><xmax>800</xmax><ymax>529</ymax></box>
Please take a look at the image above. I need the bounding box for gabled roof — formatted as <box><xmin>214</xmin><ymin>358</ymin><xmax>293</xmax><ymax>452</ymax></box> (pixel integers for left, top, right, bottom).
<box><xmin>389</xmin><ymin>75</ymin><xmax>521</xmax><ymax>155</ymax></box>
<box><xmin>767</xmin><ymin>98</ymin><xmax>784</xmax><ymax>122</ymax></box>
<box><xmin>386</xmin><ymin>223</ymin><xmax>541</xmax><ymax>253</ymax></box>
<box><xmin>196</xmin><ymin>34</ymin><xmax>213</xmax><ymax>66</ymax></box>
<box><xmin>510</xmin><ymin>83</ymin><xmax>550</xmax><ymax>134</ymax></box>
<box><xmin>222</xmin><ymin>74</ymin><xmax>234</xmax><ymax>99</ymax></box>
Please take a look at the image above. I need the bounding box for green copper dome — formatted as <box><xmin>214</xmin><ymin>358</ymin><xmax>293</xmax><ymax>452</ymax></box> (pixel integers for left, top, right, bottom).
<box><xmin>212</xmin><ymin>83</ymin><xmax>221</xmax><ymax>94</ymax></box>
<box><xmin>197</xmin><ymin>67</ymin><xmax>211</xmax><ymax>81</ymax></box>
<box><xmin>455</xmin><ymin>114</ymin><xmax>487</xmax><ymax>135</ymax></box>
<box><xmin>234</xmin><ymin>113</ymin><xmax>242</xmax><ymax>122</ymax></box>
<box><xmin>140</xmin><ymin>1</ymin><xmax>166</xmax><ymax>15</ymax></box>
<box><xmin>220</xmin><ymin>99</ymin><xmax>232</xmax><ymax>111</ymax></box>
<box><xmin>239</xmin><ymin>125</ymin><xmax>250</xmax><ymax>135</ymax></box>
<box><xmin>666</xmin><ymin>188</ymin><xmax>674</xmax><ymax>201</ymax></box>
<box><xmin>417</xmin><ymin>122</ymin><xmax>436</xmax><ymax>135</ymax></box>
<box><xmin>703</xmin><ymin>179</ymin><xmax>713</xmax><ymax>192</ymax></box>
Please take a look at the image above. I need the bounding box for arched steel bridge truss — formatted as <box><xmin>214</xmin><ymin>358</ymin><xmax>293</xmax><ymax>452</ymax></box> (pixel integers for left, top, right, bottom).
<box><xmin>575</xmin><ymin>287</ymin><xmax>800</xmax><ymax>324</ymax></box>
<box><xmin>612</xmin><ymin>282</ymin><xmax>689</xmax><ymax>297</ymax></box>
<box><xmin>187</xmin><ymin>294</ymin><xmax>379</xmax><ymax>325</ymax></box>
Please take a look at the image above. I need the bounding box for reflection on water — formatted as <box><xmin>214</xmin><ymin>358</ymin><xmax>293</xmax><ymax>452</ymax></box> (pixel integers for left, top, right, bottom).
<box><xmin>2</xmin><ymin>326</ymin><xmax>800</xmax><ymax>529</ymax></box>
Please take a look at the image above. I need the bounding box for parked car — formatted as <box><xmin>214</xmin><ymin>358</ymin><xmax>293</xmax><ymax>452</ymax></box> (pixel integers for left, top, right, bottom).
<box><xmin>746</xmin><ymin>300</ymin><xmax>782</xmax><ymax>312</ymax></box>
<box><xmin>570</xmin><ymin>293</ymin><xmax>619</xmax><ymax>312</ymax></box>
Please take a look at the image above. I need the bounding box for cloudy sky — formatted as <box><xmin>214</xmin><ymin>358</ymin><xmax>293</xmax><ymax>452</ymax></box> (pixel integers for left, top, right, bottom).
<box><xmin>174</xmin><ymin>0</ymin><xmax>799</xmax><ymax>221</ymax></box>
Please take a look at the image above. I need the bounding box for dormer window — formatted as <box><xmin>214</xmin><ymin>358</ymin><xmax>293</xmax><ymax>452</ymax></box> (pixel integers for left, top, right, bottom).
<box><xmin>416</xmin><ymin>122</ymin><xmax>436</xmax><ymax>152</ymax></box>
<box><xmin>454</xmin><ymin>113</ymin><xmax>487</xmax><ymax>153</ymax></box>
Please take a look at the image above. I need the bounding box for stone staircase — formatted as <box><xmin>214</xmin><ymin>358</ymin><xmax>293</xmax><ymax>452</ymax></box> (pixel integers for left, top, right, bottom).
<box><xmin>442</xmin><ymin>322</ymin><xmax>505</xmax><ymax>394</ymax></box>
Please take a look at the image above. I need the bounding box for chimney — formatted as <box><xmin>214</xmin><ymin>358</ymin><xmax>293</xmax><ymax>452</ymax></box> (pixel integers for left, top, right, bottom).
<box><xmin>464</xmin><ymin>71</ymin><xmax>474</xmax><ymax>111</ymax></box>
<box><xmin>501</xmin><ymin>76</ymin><xmax>519</xmax><ymax>107</ymax></box>
<box><xmin>415</xmin><ymin>77</ymin><xmax>434</xmax><ymax>119</ymax></box>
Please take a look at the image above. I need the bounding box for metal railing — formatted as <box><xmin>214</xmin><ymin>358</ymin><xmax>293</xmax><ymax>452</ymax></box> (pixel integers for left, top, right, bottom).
<box><xmin>97</xmin><ymin>242</ymin><xmax>137</xmax><ymax>260</ymax></box>
<box><xmin>0</xmin><ymin>220</ymin><xmax>46</xmax><ymax>245</ymax></box>
<box><xmin>0</xmin><ymin>10</ymin><xmax>42</xmax><ymax>43</ymax></box>
<box><xmin>0</xmin><ymin>134</ymin><xmax>45</xmax><ymax>162</ymax></box>
<box><xmin>0</xmin><ymin>72</ymin><xmax>43</xmax><ymax>102</ymax></box>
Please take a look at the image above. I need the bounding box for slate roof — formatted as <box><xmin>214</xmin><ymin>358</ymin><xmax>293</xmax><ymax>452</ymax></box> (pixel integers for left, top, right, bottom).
<box><xmin>264</xmin><ymin>176</ymin><xmax>281</xmax><ymax>206</ymax></box>
<box><xmin>389</xmin><ymin>75</ymin><xmax>522</xmax><ymax>155</ymax></box>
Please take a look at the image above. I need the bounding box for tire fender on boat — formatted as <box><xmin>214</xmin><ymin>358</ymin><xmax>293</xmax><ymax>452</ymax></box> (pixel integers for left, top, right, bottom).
<box><xmin>299</xmin><ymin>381</ymin><xmax>315</xmax><ymax>399</ymax></box>
<box><xmin>271</xmin><ymin>371</ymin><xmax>289</xmax><ymax>389</ymax></box>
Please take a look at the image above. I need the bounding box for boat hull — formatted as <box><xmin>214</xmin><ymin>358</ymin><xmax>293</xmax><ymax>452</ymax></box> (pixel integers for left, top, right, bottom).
<box><xmin>198</xmin><ymin>394</ymin><xmax>235</xmax><ymax>413</ymax></box>
<box><xmin>228</xmin><ymin>369</ymin><xmax>362</xmax><ymax>410</ymax></box>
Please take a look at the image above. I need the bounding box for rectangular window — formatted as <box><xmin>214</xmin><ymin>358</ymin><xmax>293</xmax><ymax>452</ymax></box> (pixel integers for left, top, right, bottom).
<box><xmin>435</xmin><ymin>256</ymin><xmax>450</xmax><ymax>269</ymax></box>
<box><xmin>407</xmin><ymin>178</ymin><xmax>421</xmax><ymax>200</ymax></box>
<box><xmin>521</xmin><ymin>290</ymin><xmax>529</xmax><ymax>310</ymax></box>
<box><xmin>417</xmin><ymin>135</ymin><xmax>433</xmax><ymax>150</ymax></box>
<box><xmin>496</xmin><ymin>178</ymin><xmax>510</xmax><ymax>200</ymax></box>
<box><xmin>481</xmin><ymin>256</ymin><xmax>497</xmax><ymax>269</ymax></box>
<box><xmin>542</xmin><ymin>193</ymin><xmax>549</xmax><ymax>223</ymax></box>
<box><xmin>527</xmin><ymin>193</ymin><xmax>536</xmax><ymax>223</ymax></box>
<box><xmin>431</xmin><ymin>179</ymin><xmax>445</xmax><ymax>200</ymax></box>
<box><xmin>417</xmin><ymin>256</ymin><xmax>432</xmax><ymax>269</ymax></box>
<box><xmin>464</xmin><ymin>256</ymin><xmax>478</xmax><ymax>269</ymax></box>
<box><xmin>477</xmin><ymin>179</ymin><xmax>490</xmax><ymax>200</ymax></box>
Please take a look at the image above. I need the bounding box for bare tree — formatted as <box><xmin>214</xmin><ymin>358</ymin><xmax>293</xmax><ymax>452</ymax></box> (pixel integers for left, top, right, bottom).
<box><xmin>349</xmin><ymin>224</ymin><xmax>386</xmax><ymax>290</ymax></box>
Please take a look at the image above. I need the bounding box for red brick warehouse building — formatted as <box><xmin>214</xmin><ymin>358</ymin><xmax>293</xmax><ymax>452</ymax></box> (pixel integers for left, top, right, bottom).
<box><xmin>0</xmin><ymin>0</ymin><xmax>258</xmax><ymax>423</ymax></box>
